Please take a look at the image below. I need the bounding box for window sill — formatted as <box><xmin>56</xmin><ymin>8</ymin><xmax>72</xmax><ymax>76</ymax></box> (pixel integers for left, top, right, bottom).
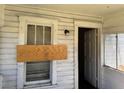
<box><xmin>104</xmin><ymin>65</ymin><xmax>124</xmax><ymax>74</ymax></box>
<box><xmin>24</xmin><ymin>82</ymin><xmax>57</xmax><ymax>89</ymax></box>
<box><xmin>24</xmin><ymin>79</ymin><xmax>51</xmax><ymax>85</ymax></box>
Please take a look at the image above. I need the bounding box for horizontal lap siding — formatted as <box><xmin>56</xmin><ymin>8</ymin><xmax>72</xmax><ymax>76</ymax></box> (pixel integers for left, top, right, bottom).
<box><xmin>0</xmin><ymin>5</ymin><xmax>75</xmax><ymax>89</ymax></box>
<box><xmin>56</xmin><ymin>17</ymin><xmax>74</xmax><ymax>89</ymax></box>
<box><xmin>1</xmin><ymin>5</ymin><xmax>101</xmax><ymax>89</ymax></box>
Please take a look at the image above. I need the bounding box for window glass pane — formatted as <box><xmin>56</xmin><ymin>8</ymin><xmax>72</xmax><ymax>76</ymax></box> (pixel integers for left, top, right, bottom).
<box><xmin>26</xmin><ymin>25</ymin><xmax>51</xmax><ymax>82</ymax></box>
<box><xmin>26</xmin><ymin>61</ymin><xmax>50</xmax><ymax>81</ymax></box>
<box><xmin>27</xmin><ymin>25</ymin><xmax>35</xmax><ymax>45</ymax></box>
<box><xmin>43</xmin><ymin>26</ymin><xmax>51</xmax><ymax>81</ymax></box>
<box><xmin>105</xmin><ymin>34</ymin><xmax>116</xmax><ymax>68</ymax></box>
<box><xmin>36</xmin><ymin>25</ymin><xmax>43</xmax><ymax>45</ymax></box>
<box><xmin>118</xmin><ymin>34</ymin><xmax>124</xmax><ymax>71</ymax></box>
<box><xmin>44</xmin><ymin>26</ymin><xmax>51</xmax><ymax>45</ymax></box>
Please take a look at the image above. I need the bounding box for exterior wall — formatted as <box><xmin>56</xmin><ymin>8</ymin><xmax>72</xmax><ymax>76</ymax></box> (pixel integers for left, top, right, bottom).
<box><xmin>0</xmin><ymin>4</ymin><xmax>102</xmax><ymax>89</ymax></box>
<box><xmin>103</xmin><ymin>11</ymin><xmax>124</xmax><ymax>89</ymax></box>
<box><xmin>0</xmin><ymin>5</ymin><xmax>4</xmax><ymax>26</ymax></box>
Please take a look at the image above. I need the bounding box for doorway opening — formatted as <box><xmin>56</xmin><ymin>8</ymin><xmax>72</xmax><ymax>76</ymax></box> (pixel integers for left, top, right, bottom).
<box><xmin>78</xmin><ymin>27</ymin><xmax>98</xmax><ymax>89</ymax></box>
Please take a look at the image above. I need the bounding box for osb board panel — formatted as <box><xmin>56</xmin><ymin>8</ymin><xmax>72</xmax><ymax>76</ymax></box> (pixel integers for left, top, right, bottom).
<box><xmin>118</xmin><ymin>65</ymin><xmax>124</xmax><ymax>71</ymax></box>
<box><xmin>17</xmin><ymin>44</ymin><xmax>67</xmax><ymax>62</ymax></box>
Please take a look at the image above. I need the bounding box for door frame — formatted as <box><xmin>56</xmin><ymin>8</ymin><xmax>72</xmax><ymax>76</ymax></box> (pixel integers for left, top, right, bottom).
<box><xmin>74</xmin><ymin>20</ymin><xmax>102</xmax><ymax>89</ymax></box>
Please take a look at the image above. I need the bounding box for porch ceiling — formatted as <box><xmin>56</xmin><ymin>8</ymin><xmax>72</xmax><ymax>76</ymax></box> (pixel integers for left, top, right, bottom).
<box><xmin>28</xmin><ymin>4</ymin><xmax>124</xmax><ymax>16</ymax></box>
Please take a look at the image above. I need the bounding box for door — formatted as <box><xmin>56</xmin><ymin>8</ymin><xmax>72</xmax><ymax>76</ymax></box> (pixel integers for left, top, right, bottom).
<box><xmin>84</xmin><ymin>29</ymin><xmax>98</xmax><ymax>87</ymax></box>
<box><xmin>90</xmin><ymin>29</ymin><xmax>98</xmax><ymax>87</ymax></box>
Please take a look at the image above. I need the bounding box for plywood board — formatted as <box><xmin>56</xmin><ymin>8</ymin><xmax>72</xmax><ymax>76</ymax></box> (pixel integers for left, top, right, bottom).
<box><xmin>119</xmin><ymin>65</ymin><xmax>124</xmax><ymax>71</ymax></box>
<box><xmin>17</xmin><ymin>44</ymin><xmax>67</xmax><ymax>62</ymax></box>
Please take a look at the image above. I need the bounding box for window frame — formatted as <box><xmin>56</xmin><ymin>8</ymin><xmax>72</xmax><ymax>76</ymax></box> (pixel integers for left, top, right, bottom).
<box><xmin>25</xmin><ymin>24</ymin><xmax>52</xmax><ymax>85</ymax></box>
<box><xmin>17</xmin><ymin>16</ymin><xmax>58</xmax><ymax>89</ymax></box>
<box><xmin>104</xmin><ymin>32</ymin><xmax>124</xmax><ymax>72</ymax></box>
<box><xmin>104</xmin><ymin>33</ymin><xmax>118</xmax><ymax>69</ymax></box>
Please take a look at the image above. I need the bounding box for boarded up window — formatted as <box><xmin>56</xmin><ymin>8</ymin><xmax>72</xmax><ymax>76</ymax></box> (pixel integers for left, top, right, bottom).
<box><xmin>26</xmin><ymin>24</ymin><xmax>51</xmax><ymax>82</ymax></box>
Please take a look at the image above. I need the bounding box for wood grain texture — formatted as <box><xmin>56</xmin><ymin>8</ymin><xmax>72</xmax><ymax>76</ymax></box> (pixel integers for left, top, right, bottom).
<box><xmin>118</xmin><ymin>65</ymin><xmax>124</xmax><ymax>71</ymax></box>
<box><xmin>17</xmin><ymin>44</ymin><xmax>67</xmax><ymax>62</ymax></box>
<box><xmin>3</xmin><ymin>5</ymin><xmax>76</xmax><ymax>89</ymax></box>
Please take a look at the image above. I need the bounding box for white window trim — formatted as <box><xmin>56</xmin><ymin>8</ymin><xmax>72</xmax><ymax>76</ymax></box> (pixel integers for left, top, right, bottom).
<box><xmin>74</xmin><ymin>20</ymin><xmax>102</xmax><ymax>89</ymax></box>
<box><xmin>17</xmin><ymin>16</ymin><xmax>58</xmax><ymax>89</ymax></box>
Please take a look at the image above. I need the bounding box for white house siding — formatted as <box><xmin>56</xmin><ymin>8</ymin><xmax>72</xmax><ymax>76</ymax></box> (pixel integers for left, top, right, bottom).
<box><xmin>0</xmin><ymin>4</ymin><xmax>102</xmax><ymax>89</ymax></box>
<box><xmin>103</xmin><ymin>11</ymin><xmax>124</xmax><ymax>89</ymax></box>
